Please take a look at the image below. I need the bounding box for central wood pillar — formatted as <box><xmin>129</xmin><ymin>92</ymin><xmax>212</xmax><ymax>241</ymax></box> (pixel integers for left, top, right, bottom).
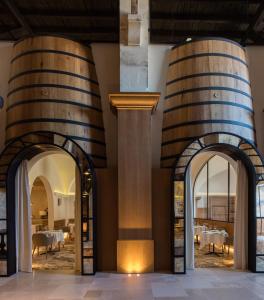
<box><xmin>109</xmin><ymin>92</ymin><xmax>159</xmax><ymax>273</ymax></box>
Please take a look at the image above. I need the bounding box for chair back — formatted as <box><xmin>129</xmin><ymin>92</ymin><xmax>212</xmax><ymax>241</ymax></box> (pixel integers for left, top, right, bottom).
<box><xmin>32</xmin><ymin>233</ymin><xmax>54</xmax><ymax>247</ymax></box>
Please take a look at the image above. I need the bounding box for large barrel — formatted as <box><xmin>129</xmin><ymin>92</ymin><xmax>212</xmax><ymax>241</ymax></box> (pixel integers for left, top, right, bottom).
<box><xmin>161</xmin><ymin>38</ymin><xmax>256</xmax><ymax>168</ymax></box>
<box><xmin>6</xmin><ymin>35</ymin><xmax>106</xmax><ymax>167</ymax></box>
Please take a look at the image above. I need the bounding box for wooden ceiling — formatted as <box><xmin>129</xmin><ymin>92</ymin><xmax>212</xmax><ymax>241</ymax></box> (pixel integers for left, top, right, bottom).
<box><xmin>0</xmin><ymin>0</ymin><xmax>264</xmax><ymax>46</ymax></box>
<box><xmin>150</xmin><ymin>0</ymin><xmax>264</xmax><ymax>45</ymax></box>
<box><xmin>0</xmin><ymin>0</ymin><xmax>119</xmax><ymax>43</ymax></box>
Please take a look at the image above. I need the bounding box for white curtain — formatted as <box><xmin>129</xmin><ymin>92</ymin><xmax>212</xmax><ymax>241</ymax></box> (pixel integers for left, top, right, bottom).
<box><xmin>75</xmin><ymin>166</ymin><xmax>81</xmax><ymax>272</ymax></box>
<box><xmin>15</xmin><ymin>160</ymin><xmax>32</xmax><ymax>272</ymax></box>
<box><xmin>234</xmin><ymin>160</ymin><xmax>248</xmax><ymax>270</ymax></box>
<box><xmin>186</xmin><ymin>167</ymin><xmax>194</xmax><ymax>269</ymax></box>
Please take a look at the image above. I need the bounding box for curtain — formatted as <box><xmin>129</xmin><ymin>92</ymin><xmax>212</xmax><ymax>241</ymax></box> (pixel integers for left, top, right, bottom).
<box><xmin>75</xmin><ymin>166</ymin><xmax>81</xmax><ymax>272</ymax></box>
<box><xmin>186</xmin><ymin>167</ymin><xmax>194</xmax><ymax>269</ymax></box>
<box><xmin>234</xmin><ymin>160</ymin><xmax>248</xmax><ymax>270</ymax></box>
<box><xmin>15</xmin><ymin>160</ymin><xmax>32</xmax><ymax>272</ymax></box>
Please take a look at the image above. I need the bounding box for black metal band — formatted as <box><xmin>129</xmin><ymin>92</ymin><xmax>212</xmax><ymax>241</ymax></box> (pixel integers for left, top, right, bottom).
<box><xmin>6</xmin><ymin>99</ymin><xmax>102</xmax><ymax>113</ymax></box>
<box><xmin>8</xmin><ymin>69</ymin><xmax>99</xmax><ymax>85</ymax></box>
<box><xmin>64</xmin><ymin>135</ymin><xmax>106</xmax><ymax>146</ymax></box>
<box><xmin>169</xmin><ymin>53</ymin><xmax>247</xmax><ymax>67</ymax></box>
<box><xmin>7</xmin><ymin>83</ymin><xmax>101</xmax><ymax>99</ymax></box>
<box><xmin>6</xmin><ymin>118</ymin><xmax>105</xmax><ymax>133</ymax></box>
<box><xmin>88</xmin><ymin>153</ymin><xmax>107</xmax><ymax>160</ymax></box>
<box><xmin>167</xmin><ymin>72</ymin><xmax>250</xmax><ymax>86</ymax></box>
<box><xmin>162</xmin><ymin>131</ymin><xmax>255</xmax><ymax>147</ymax></box>
<box><xmin>162</xmin><ymin>119</ymin><xmax>255</xmax><ymax>133</ymax></box>
<box><xmin>165</xmin><ymin>86</ymin><xmax>252</xmax><ymax>100</ymax></box>
<box><xmin>164</xmin><ymin>100</ymin><xmax>254</xmax><ymax>114</ymax></box>
<box><xmin>171</xmin><ymin>37</ymin><xmax>245</xmax><ymax>51</ymax></box>
<box><xmin>161</xmin><ymin>154</ymin><xmax>180</xmax><ymax>161</ymax></box>
<box><xmin>11</xmin><ymin>49</ymin><xmax>95</xmax><ymax>65</ymax></box>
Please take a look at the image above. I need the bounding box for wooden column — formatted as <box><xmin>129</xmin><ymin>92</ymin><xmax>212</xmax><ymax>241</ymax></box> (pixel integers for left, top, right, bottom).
<box><xmin>109</xmin><ymin>92</ymin><xmax>159</xmax><ymax>273</ymax></box>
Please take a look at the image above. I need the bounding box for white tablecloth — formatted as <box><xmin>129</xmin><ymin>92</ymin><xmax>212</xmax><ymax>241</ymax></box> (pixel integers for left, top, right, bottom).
<box><xmin>39</xmin><ymin>230</ymin><xmax>64</xmax><ymax>244</ymax></box>
<box><xmin>194</xmin><ymin>225</ymin><xmax>207</xmax><ymax>236</ymax></box>
<box><xmin>257</xmin><ymin>236</ymin><xmax>264</xmax><ymax>254</ymax></box>
<box><xmin>68</xmin><ymin>223</ymin><xmax>75</xmax><ymax>237</ymax></box>
<box><xmin>199</xmin><ymin>230</ymin><xmax>228</xmax><ymax>249</ymax></box>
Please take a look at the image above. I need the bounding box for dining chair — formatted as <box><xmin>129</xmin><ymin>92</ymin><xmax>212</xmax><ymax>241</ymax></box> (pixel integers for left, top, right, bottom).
<box><xmin>32</xmin><ymin>233</ymin><xmax>54</xmax><ymax>259</ymax></box>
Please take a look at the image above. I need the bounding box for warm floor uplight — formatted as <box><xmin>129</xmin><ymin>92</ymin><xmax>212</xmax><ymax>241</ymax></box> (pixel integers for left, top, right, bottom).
<box><xmin>127</xmin><ymin>273</ymin><xmax>141</xmax><ymax>278</ymax></box>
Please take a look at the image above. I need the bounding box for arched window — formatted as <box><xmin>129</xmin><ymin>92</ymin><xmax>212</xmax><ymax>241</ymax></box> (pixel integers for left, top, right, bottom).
<box><xmin>194</xmin><ymin>155</ymin><xmax>237</xmax><ymax>223</ymax></box>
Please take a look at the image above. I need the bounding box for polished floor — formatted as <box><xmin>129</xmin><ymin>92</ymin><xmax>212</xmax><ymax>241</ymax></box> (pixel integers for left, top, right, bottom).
<box><xmin>0</xmin><ymin>269</ymin><xmax>264</xmax><ymax>300</ymax></box>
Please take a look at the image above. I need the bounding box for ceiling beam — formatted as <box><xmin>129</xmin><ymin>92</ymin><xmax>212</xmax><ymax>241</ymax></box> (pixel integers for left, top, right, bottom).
<box><xmin>241</xmin><ymin>1</ymin><xmax>264</xmax><ymax>44</ymax></box>
<box><xmin>153</xmin><ymin>0</ymin><xmax>261</xmax><ymax>3</ymax></box>
<box><xmin>32</xmin><ymin>26</ymin><xmax>118</xmax><ymax>34</ymax></box>
<box><xmin>150</xmin><ymin>29</ymin><xmax>244</xmax><ymax>39</ymax></box>
<box><xmin>10</xmin><ymin>8</ymin><xmax>117</xmax><ymax>19</ymax></box>
<box><xmin>0</xmin><ymin>25</ymin><xmax>18</xmax><ymax>34</ymax></box>
<box><xmin>2</xmin><ymin>0</ymin><xmax>33</xmax><ymax>35</ymax></box>
<box><xmin>151</xmin><ymin>12</ymin><xmax>251</xmax><ymax>24</ymax></box>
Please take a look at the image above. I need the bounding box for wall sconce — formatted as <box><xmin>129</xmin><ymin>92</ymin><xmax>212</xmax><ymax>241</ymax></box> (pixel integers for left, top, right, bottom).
<box><xmin>83</xmin><ymin>222</ymin><xmax>87</xmax><ymax>232</ymax></box>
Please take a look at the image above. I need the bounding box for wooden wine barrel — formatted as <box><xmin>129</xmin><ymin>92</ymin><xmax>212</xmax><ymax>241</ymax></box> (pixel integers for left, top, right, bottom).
<box><xmin>6</xmin><ymin>35</ymin><xmax>106</xmax><ymax>167</ymax></box>
<box><xmin>161</xmin><ymin>38</ymin><xmax>256</xmax><ymax>168</ymax></box>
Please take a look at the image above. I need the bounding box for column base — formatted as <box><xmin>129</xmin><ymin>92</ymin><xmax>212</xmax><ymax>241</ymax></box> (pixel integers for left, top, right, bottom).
<box><xmin>117</xmin><ymin>239</ymin><xmax>154</xmax><ymax>273</ymax></box>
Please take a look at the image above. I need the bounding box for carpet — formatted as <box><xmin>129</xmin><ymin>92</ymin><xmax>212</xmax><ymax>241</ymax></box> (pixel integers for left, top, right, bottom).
<box><xmin>32</xmin><ymin>242</ymin><xmax>75</xmax><ymax>271</ymax></box>
<box><xmin>195</xmin><ymin>243</ymin><xmax>234</xmax><ymax>269</ymax></box>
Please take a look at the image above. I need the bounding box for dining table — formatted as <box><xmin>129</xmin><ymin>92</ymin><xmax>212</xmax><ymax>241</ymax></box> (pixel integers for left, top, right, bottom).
<box><xmin>39</xmin><ymin>230</ymin><xmax>64</xmax><ymax>251</ymax></box>
<box><xmin>194</xmin><ymin>225</ymin><xmax>207</xmax><ymax>243</ymax></box>
<box><xmin>199</xmin><ymin>229</ymin><xmax>228</xmax><ymax>255</ymax></box>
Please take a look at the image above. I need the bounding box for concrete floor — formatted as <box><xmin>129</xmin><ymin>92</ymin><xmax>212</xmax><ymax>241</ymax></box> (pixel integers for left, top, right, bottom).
<box><xmin>0</xmin><ymin>269</ymin><xmax>264</xmax><ymax>300</ymax></box>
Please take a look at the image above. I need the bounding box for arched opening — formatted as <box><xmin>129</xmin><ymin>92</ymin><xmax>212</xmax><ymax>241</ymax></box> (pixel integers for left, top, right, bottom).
<box><xmin>28</xmin><ymin>152</ymin><xmax>77</xmax><ymax>272</ymax></box>
<box><xmin>0</xmin><ymin>131</ymin><xmax>96</xmax><ymax>276</ymax></box>
<box><xmin>172</xmin><ymin>132</ymin><xmax>264</xmax><ymax>273</ymax></box>
<box><xmin>192</xmin><ymin>153</ymin><xmax>238</xmax><ymax>269</ymax></box>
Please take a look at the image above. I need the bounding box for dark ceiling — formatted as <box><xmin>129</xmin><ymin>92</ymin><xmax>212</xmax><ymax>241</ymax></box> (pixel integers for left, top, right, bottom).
<box><xmin>0</xmin><ymin>0</ymin><xmax>264</xmax><ymax>46</ymax></box>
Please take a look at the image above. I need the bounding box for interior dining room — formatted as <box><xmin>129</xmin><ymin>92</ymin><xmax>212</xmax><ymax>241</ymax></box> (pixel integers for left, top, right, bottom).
<box><xmin>28</xmin><ymin>152</ymin><xmax>77</xmax><ymax>272</ymax></box>
<box><xmin>8</xmin><ymin>150</ymin><xmax>81</xmax><ymax>273</ymax></box>
<box><xmin>189</xmin><ymin>153</ymin><xmax>238</xmax><ymax>269</ymax></box>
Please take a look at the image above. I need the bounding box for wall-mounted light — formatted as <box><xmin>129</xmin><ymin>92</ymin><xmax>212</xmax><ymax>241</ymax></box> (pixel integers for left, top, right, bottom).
<box><xmin>83</xmin><ymin>222</ymin><xmax>87</xmax><ymax>232</ymax></box>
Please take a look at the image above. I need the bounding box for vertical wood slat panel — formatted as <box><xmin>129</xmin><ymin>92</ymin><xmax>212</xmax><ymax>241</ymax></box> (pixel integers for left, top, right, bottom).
<box><xmin>6</xmin><ymin>36</ymin><xmax>106</xmax><ymax>167</ymax></box>
<box><xmin>161</xmin><ymin>38</ymin><xmax>256</xmax><ymax>167</ymax></box>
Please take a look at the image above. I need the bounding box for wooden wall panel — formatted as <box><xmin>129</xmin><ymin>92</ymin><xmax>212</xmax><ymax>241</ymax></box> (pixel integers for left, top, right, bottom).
<box><xmin>6</xmin><ymin>35</ymin><xmax>106</xmax><ymax>167</ymax></box>
<box><xmin>95</xmin><ymin>168</ymin><xmax>118</xmax><ymax>271</ymax></box>
<box><xmin>152</xmin><ymin>168</ymin><xmax>172</xmax><ymax>272</ymax></box>
<box><xmin>118</xmin><ymin>110</ymin><xmax>152</xmax><ymax>240</ymax></box>
<box><xmin>161</xmin><ymin>38</ymin><xmax>256</xmax><ymax>168</ymax></box>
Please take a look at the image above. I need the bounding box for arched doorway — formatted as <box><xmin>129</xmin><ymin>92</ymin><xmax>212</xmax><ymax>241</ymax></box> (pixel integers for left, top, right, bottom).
<box><xmin>192</xmin><ymin>153</ymin><xmax>237</xmax><ymax>269</ymax></box>
<box><xmin>172</xmin><ymin>132</ymin><xmax>264</xmax><ymax>273</ymax></box>
<box><xmin>0</xmin><ymin>131</ymin><xmax>96</xmax><ymax>276</ymax></box>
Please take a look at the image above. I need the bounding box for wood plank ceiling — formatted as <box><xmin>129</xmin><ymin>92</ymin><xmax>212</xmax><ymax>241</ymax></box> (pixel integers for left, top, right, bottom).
<box><xmin>0</xmin><ymin>0</ymin><xmax>264</xmax><ymax>45</ymax></box>
<box><xmin>150</xmin><ymin>0</ymin><xmax>264</xmax><ymax>45</ymax></box>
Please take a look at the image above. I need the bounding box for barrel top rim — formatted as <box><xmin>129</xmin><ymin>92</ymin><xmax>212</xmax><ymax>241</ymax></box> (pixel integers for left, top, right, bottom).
<box><xmin>171</xmin><ymin>37</ymin><xmax>245</xmax><ymax>51</ymax></box>
<box><xmin>13</xmin><ymin>34</ymin><xmax>91</xmax><ymax>49</ymax></box>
